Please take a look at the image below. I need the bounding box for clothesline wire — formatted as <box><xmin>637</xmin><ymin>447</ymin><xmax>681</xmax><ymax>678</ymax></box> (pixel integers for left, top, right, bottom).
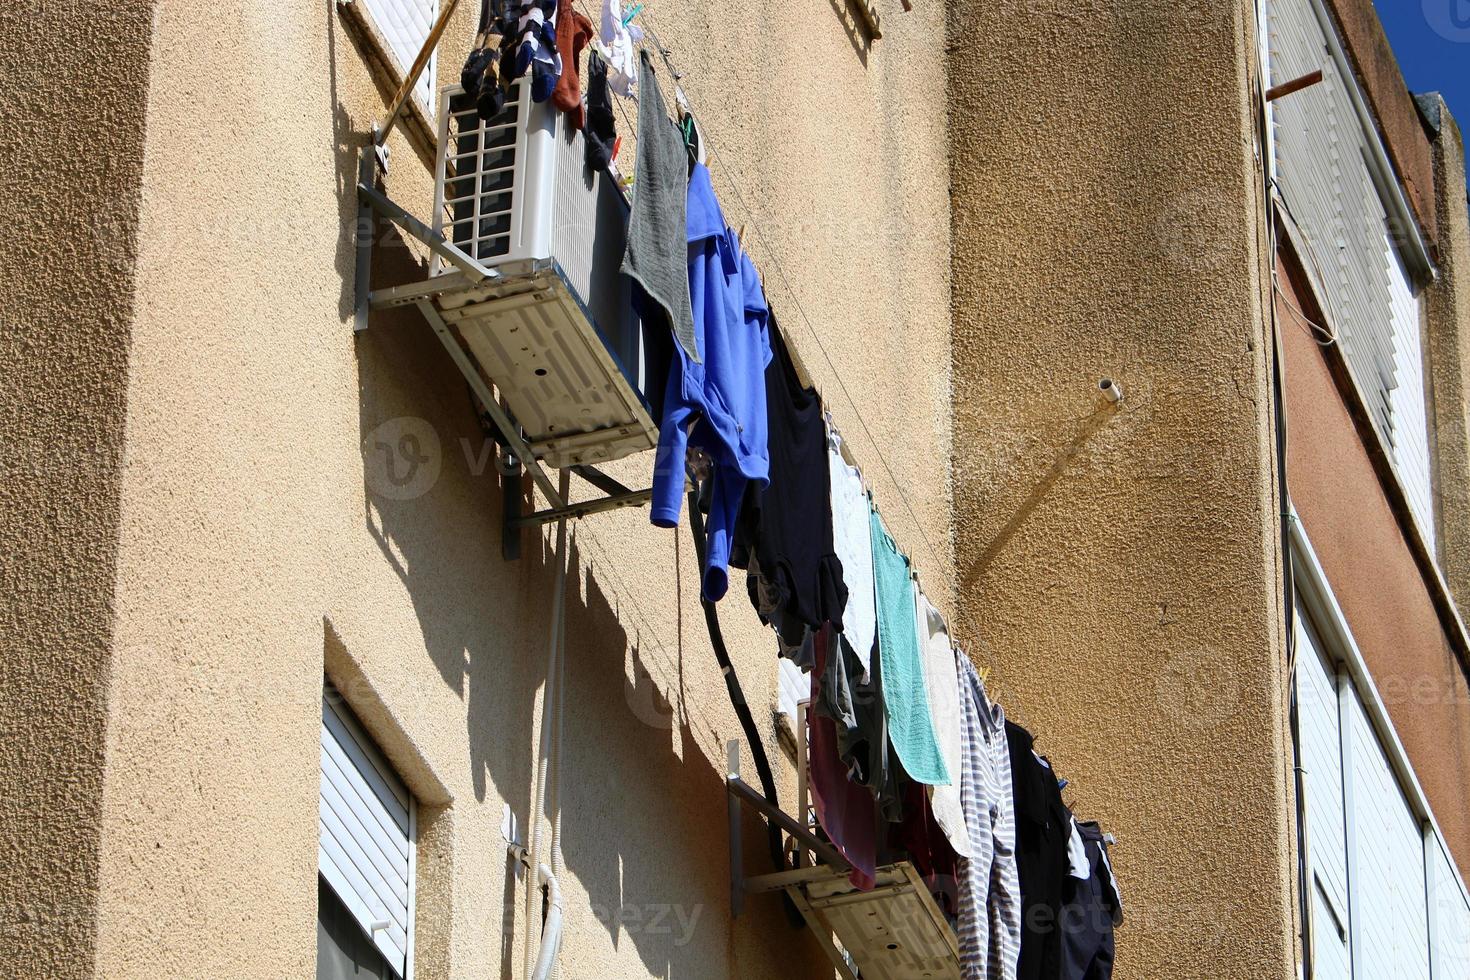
<box><xmin>626</xmin><ymin>10</ymin><xmax>949</xmax><ymax>590</ymax></box>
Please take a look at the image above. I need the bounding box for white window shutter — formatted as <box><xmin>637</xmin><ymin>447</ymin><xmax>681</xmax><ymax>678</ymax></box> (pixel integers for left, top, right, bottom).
<box><xmin>1296</xmin><ymin>621</ymin><xmax>1351</xmax><ymax>979</ymax></box>
<box><xmin>320</xmin><ymin>692</ymin><xmax>415</xmax><ymax>978</ymax></box>
<box><xmin>1269</xmin><ymin>0</ymin><xmax>1431</xmax><ymax>537</ymax></box>
<box><xmin>1429</xmin><ymin>835</ymin><xmax>1470</xmax><ymax>978</ymax></box>
<box><xmin>777</xmin><ymin>657</ymin><xmax>808</xmax><ymax>729</ymax></box>
<box><xmin>1386</xmin><ymin>235</ymin><xmax>1434</xmax><ymax>553</ymax></box>
<box><xmin>361</xmin><ymin>0</ymin><xmax>439</xmax><ymax>113</ymax></box>
<box><xmin>1344</xmin><ymin>687</ymin><xmax>1431</xmax><ymax>980</ymax></box>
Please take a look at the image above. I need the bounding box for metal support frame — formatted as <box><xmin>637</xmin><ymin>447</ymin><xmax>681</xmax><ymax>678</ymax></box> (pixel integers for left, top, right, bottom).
<box><xmin>727</xmin><ymin>739</ymin><xmax>851</xmax><ymax>920</ymax></box>
<box><xmin>513</xmin><ymin>488</ymin><xmax>652</xmax><ymax>528</ymax></box>
<box><xmin>354</xmin><ymin>147</ymin><xmax>376</xmax><ymax>332</ymax></box>
<box><xmin>358</xmin><ymin>181</ymin><xmax>499</xmax><ymax>286</ymax></box>
<box><xmin>502</xmin><ymin>450</ymin><xmax>524</xmax><ymax>562</ymax></box>
<box><xmin>795</xmin><ymin>699</ymin><xmax>809</xmax><ymax>870</ymax></box>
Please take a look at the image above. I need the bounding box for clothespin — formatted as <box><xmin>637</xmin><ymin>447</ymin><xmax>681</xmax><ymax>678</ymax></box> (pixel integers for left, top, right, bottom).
<box><xmin>978</xmin><ymin>664</ymin><xmax>992</xmax><ymax>685</ymax></box>
<box><xmin>737</xmin><ymin>224</ymin><xmax>748</xmax><ymax>250</ymax></box>
<box><xmin>622</xmin><ymin>2</ymin><xmax>644</xmax><ymax>26</ymax></box>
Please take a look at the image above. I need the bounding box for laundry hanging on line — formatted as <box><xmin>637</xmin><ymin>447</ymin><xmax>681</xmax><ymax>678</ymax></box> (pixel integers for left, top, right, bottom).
<box><xmin>526</xmin><ymin>20</ymin><xmax>1127</xmax><ymax>977</ymax></box>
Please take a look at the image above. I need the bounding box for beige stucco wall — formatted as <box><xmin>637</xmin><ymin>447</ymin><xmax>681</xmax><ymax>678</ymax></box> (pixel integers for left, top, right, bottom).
<box><xmin>0</xmin><ymin>4</ymin><xmax>156</xmax><ymax>978</ymax></box>
<box><xmin>947</xmin><ymin>2</ymin><xmax>1297</xmax><ymax>978</ymax></box>
<box><xmin>86</xmin><ymin>1</ymin><xmax>953</xmax><ymax>978</ymax></box>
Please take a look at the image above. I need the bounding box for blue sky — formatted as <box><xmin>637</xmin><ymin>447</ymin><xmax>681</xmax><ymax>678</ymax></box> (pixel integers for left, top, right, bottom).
<box><xmin>1373</xmin><ymin>1</ymin><xmax>1470</xmax><ymax>132</ymax></box>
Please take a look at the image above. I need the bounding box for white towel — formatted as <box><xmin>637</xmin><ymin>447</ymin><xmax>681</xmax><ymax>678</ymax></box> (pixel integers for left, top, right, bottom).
<box><xmin>828</xmin><ymin>428</ymin><xmax>877</xmax><ymax>681</ymax></box>
<box><xmin>917</xmin><ymin>584</ymin><xmax>972</xmax><ymax>858</ymax></box>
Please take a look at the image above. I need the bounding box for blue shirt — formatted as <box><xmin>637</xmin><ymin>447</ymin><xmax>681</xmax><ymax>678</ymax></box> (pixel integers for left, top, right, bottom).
<box><xmin>649</xmin><ymin>163</ymin><xmax>772</xmax><ymax>600</ymax></box>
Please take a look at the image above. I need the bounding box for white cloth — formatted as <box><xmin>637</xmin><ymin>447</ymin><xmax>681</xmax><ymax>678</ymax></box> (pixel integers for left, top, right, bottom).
<box><xmin>916</xmin><ymin>584</ymin><xmax>971</xmax><ymax>858</ymax></box>
<box><xmin>1067</xmin><ymin>818</ymin><xmax>1090</xmax><ymax>880</ymax></box>
<box><xmin>828</xmin><ymin>429</ymin><xmax>876</xmax><ymax>681</ymax></box>
<box><xmin>600</xmin><ymin>0</ymin><xmax>643</xmax><ymax>97</ymax></box>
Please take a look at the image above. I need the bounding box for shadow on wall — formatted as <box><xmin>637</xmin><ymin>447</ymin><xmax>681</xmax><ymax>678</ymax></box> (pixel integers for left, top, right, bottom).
<box><xmin>826</xmin><ymin>0</ymin><xmax>875</xmax><ymax>66</ymax></box>
<box><xmin>559</xmin><ymin>545</ymin><xmax>823</xmax><ymax>977</ymax></box>
<box><xmin>348</xmin><ymin>226</ymin><xmax>827</xmax><ymax>977</ymax></box>
<box><xmin>327</xmin><ymin>2</ymin><xmax>360</xmax><ymax>325</ymax></box>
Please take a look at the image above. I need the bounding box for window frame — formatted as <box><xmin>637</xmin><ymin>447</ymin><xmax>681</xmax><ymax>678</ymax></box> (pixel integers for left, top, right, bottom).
<box><xmin>337</xmin><ymin>0</ymin><xmax>442</xmax><ymax>156</ymax></box>
<box><xmin>319</xmin><ymin>684</ymin><xmax>419</xmax><ymax>980</ymax></box>
<box><xmin>1290</xmin><ymin>512</ymin><xmax>1470</xmax><ymax>974</ymax></box>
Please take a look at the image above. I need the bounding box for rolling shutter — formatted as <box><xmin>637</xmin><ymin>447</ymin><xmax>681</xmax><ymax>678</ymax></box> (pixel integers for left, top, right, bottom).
<box><xmin>360</xmin><ymin>0</ymin><xmax>439</xmax><ymax>113</ymax></box>
<box><xmin>1429</xmin><ymin>835</ymin><xmax>1470</xmax><ymax>978</ymax></box>
<box><xmin>1344</xmin><ymin>687</ymin><xmax>1430</xmax><ymax>980</ymax></box>
<box><xmin>1294</xmin><ymin>609</ymin><xmax>1465</xmax><ymax>977</ymax></box>
<box><xmin>319</xmin><ymin>691</ymin><xmax>415</xmax><ymax>978</ymax></box>
<box><xmin>1268</xmin><ymin>0</ymin><xmax>1432</xmax><ymax>550</ymax></box>
<box><xmin>1386</xmin><ymin>235</ymin><xmax>1434</xmax><ymax>553</ymax></box>
<box><xmin>1297</xmin><ymin>620</ymin><xmax>1351</xmax><ymax>979</ymax></box>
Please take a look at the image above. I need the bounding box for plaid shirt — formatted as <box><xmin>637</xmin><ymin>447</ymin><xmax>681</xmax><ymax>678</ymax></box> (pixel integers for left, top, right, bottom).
<box><xmin>956</xmin><ymin>656</ymin><xmax>1022</xmax><ymax>980</ymax></box>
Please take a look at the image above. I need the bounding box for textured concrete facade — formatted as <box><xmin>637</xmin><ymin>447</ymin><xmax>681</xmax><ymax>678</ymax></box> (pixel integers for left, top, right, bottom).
<box><xmin>947</xmin><ymin>2</ymin><xmax>1297</xmax><ymax>978</ymax></box>
<box><xmin>8</xmin><ymin>0</ymin><xmax>1470</xmax><ymax>977</ymax></box>
<box><xmin>67</xmin><ymin>0</ymin><xmax>953</xmax><ymax>978</ymax></box>
<box><xmin>0</xmin><ymin>4</ymin><xmax>156</xmax><ymax>978</ymax></box>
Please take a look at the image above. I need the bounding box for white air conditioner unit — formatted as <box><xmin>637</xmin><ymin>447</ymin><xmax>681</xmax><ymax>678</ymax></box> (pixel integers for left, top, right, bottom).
<box><xmin>427</xmin><ymin>81</ymin><xmax>666</xmax><ymax>469</ymax></box>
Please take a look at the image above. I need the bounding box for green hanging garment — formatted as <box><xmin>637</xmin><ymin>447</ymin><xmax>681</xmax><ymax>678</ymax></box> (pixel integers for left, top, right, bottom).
<box><xmin>868</xmin><ymin>507</ymin><xmax>948</xmax><ymax>786</ymax></box>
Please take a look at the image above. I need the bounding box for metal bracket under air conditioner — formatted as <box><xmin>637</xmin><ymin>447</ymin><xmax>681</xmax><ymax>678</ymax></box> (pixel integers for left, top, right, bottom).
<box><xmin>353</xmin><ymin>166</ymin><xmax>653</xmax><ymax>560</ymax></box>
<box><xmin>726</xmin><ymin>737</ymin><xmax>962</xmax><ymax>980</ymax></box>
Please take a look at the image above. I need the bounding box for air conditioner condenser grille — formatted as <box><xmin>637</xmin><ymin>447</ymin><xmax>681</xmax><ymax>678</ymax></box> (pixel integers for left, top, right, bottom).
<box><xmin>435</xmin><ymin>85</ymin><xmax>525</xmax><ymax>271</ymax></box>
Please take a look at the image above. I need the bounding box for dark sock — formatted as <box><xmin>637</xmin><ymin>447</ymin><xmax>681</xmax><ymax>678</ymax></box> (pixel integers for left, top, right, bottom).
<box><xmin>530</xmin><ymin>58</ymin><xmax>558</xmax><ymax>103</ymax></box>
<box><xmin>583</xmin><ymin>50</ymin><xmax>616</xmax><ymax>171</ymax></box>
<box><xmin>460</xmin><ymin>45</ymin><xmax>494</xmax><ymax>95</ymax></box>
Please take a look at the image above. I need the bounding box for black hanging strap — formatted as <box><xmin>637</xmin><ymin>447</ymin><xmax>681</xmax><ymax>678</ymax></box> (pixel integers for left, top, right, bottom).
<box><xmin>687</xmin><ymin>487</ymin><xmax>802</xmax><ymax>927</ymax></box>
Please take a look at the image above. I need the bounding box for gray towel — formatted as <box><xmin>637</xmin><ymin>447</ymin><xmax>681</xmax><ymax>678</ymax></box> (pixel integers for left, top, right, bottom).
<box><xmin>620</xmin><ymin>50</ymin><xmax>699</xmax><ymax>362</ymax></box>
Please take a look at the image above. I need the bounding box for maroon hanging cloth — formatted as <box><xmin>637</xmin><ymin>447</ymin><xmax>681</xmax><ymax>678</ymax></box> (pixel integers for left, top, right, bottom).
<box><xmin>889</xmin><ymin>761</ymin><xmax>961</xmax><ymax>917</ymax></box>
<box><xmin>809</xmin><ymin>625</ymin><xmax>879</xmax><ymax>891</ymax></box>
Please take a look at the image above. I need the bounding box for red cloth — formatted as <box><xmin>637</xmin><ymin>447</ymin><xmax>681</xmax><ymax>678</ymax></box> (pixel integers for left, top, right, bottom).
<box><xmin>889</xmin><ymin>769</ymin><xmax>961</xmax><ymax>917</ymax></box>
<box><xmin>809</xmin><ymin>625</ymin><xmax>879</xmax><ymax>891</ymax></box>
<box><xmin>552</xmin><ymin>0</ymin><xmax>594</xmax><ymax>128</ymax></box>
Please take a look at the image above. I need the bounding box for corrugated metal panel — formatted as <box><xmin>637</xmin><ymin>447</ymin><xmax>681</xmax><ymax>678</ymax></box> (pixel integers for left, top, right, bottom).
<box><xmin>1269</xmin><ymin>0</ymin><xmax>1430</xmax><ymax>540</ymax></box>
<box><xmin>1429</xmin><ymin>835</ymin><xmax>1470</xmax><ymax>978</ymax></box>
<box><xmin>320</xmin><ymin>693</ymin><xmax>414</xmax><ymax>978</ymax></box>
<box><xmin>1346</xmin><ymin>687</ymin><xmax>1430</xmax><ymax>980</ymax></box>
<box><xmin>362</xmin><ymin>0</ymin><xmax>438</xmax><ymax>113</ymax></box>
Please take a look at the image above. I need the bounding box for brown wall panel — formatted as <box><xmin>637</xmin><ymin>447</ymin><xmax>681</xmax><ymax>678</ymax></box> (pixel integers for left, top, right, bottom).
<box><xmin>1278</xmin><ymin>250</ymin><xmax>1470</xmax><ymax>880</ymax></box>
